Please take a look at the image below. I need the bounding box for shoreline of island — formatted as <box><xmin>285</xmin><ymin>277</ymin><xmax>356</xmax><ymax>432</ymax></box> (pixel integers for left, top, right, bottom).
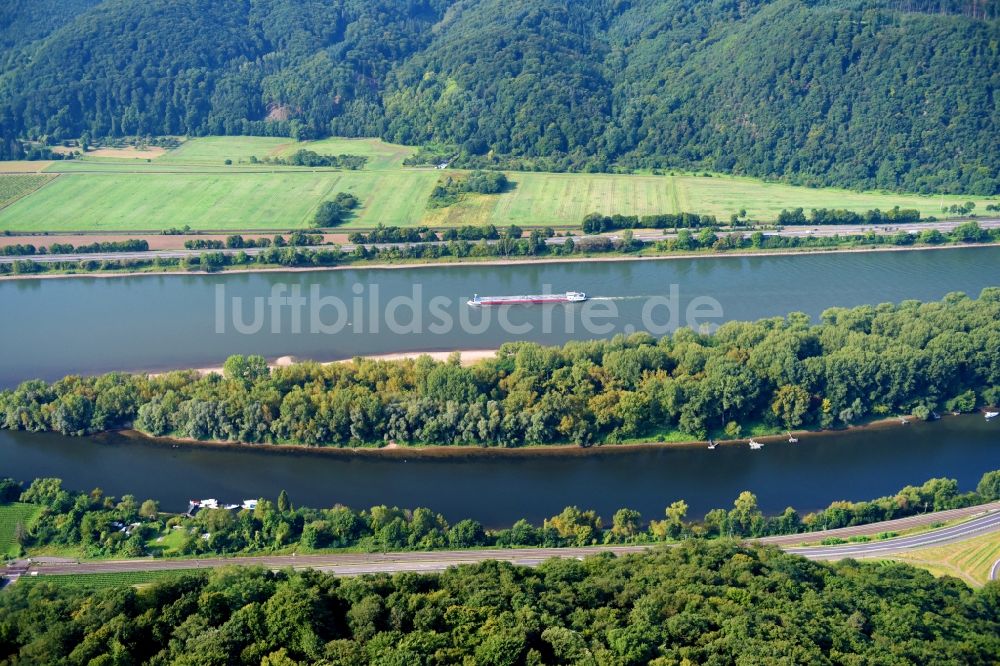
<box><xmin>145</xmin><ymin>349</ymin><xmax>500</xmax><ymax>378</ymax></box>
<box><xmin>108</xmin><ymin>412</ymin><xmax>933</xmax><ymax>461</ymax></box>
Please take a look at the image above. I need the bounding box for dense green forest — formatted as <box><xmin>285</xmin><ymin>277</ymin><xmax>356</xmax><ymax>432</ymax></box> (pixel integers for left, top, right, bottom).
<box><xmin>0</xmin><ymin>0</ymin><xmax>100</xmax><ymax>70</ymax></box>
<box><xmin>2</xmin><ymin>541</ymin><xmax>998</xmax><ymax>664</ymax></box>
<box><xmin>1</xmin><ymin>0</ymin><xmax>997</xmax><ymax>192</ymax></box>
<box><xmin>3</xmin><ymin>470</ymin><xmax>998</xmax><ymax>559</ymax></box>
<box><xmin>1</xmin><ymin>291</ymin><xmax>998</xmax><ymax>445</ymax></box>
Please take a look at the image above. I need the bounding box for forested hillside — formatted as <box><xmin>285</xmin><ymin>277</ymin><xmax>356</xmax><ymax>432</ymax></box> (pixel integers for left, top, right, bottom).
<box><xmin>0</xmin><ymin>0</ymin><xmax>100</xmax><ymax>62</ymax></box>
<box><xmin>0</xmin><ymin>0</ymin><xmax>451</xmax><ymax>143</ymax></box>
<box><xmin>2</xmin><ymin>542</ymin><xmax>998</xmax><ymax>664</ymax></box>
<box><xmin>2</xmin><ymin>0</ymin><xmax>998</xmax><ymax>192</ymax></box>
<box><xmin>609</xmin><ymin>0</ymin><xmax>1000</xmax><ymax>193</ymax></box>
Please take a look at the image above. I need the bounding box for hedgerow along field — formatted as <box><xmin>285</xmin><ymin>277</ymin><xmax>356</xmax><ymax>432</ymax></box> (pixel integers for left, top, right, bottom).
<box><xmin>0</xmin><ymin>136</ymin><xmax>994</xmax><ymax>232</ymax></box>
<box><xmin>0</xmin><ymin>503</ymin><xmax>40</xmax><ymax>557</ymax></box>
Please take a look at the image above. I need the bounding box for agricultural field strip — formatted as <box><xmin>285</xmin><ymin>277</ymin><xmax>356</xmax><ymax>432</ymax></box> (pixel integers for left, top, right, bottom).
<box><xmin>0</xmin><ymin>170</ymin><xmax>442</xmax><ymax>231</ymax></box>
<box><xmin>0</xmin><ymin>174</ymin><xmax>56</xmax><ymax>211</ymax></box>
<box><xmin>1</xmin><ymin>136</ymin><xmax>995</xmax><ymax>231</ymax></box>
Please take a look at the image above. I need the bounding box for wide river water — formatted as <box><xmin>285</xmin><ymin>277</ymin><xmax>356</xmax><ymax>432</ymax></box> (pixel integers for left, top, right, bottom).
<box><xmin>2</xmin><ymin>248</ymin><xmax>999</xmax><ymax>525</ymax></box>
<box><xmin>1</xmin><ymin>417</ymin><xmax>997</xmax><ymax>526</ymax></box>
<box><xmin>1</xmin><ymin>246</ymin><xmax>999</xmax><ymax>387</ymax></box>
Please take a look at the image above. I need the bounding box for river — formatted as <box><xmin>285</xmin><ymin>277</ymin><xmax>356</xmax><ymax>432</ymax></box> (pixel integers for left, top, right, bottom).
<box><xmin>1</xmin><ymin>417</ymin><xmax>997</xmax><ymax>527</ymax></box>
<box><xmin>1</xmin><ymin>246</ymin><xmax>998</xmax><ymax>387</ymax></box>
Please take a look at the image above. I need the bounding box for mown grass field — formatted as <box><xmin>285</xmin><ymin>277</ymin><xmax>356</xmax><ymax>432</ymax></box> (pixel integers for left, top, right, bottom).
<box><xmin>425</xmin><ymin>172</ymin><xmax>980</xmax><ymax>227</ymax></box>
<box><xmin>0</xmin><ymin>170</ymin><xmax>439</xmax><ymax>231</ymax></box>
<box><xmin>0</xmin><ymin>173</ymin><xmax>332</xmax><ymax>230</ymax></box>
<box><xmin>1</xmin><ymin>135</ymin><xmax>996</xmax><ymax>232</ymax></box>
<box><xmin>489</xmin><ymin>173</ymin><xmax>678</xmax><ymax>225</ymax></box>
<box><xmin>158</xmin><ymin>136</ymin><xmax>293</xmax><ymax>164</ymax></box>
<box><xmin>157</xmin><ymin>136</ymin><xmax>414</xmax><ymax>170</ymax></box>
<box><xmin>0</xmin><ymin>503</ymin><xmax>40</xmax><ymax>557</ymax></box>
<box><xmin>672</xmin><ymin>175</ymin><xmax>975</xmax><ymax>221</ymax></box>
<box><xmin>0</xmin><ymin>174</ymin><xmax>54</xmax><ymax>210</ymax></box>
<box><xmin>335</xmin><ymin>170</ymin><xmax>439</xmax><ymax>228</ymax></box>
<box><xmin>883</xmin><ymin>530</ymin><xmax>1000</xmax><ymax>587</ymax></box>
<box><xmin>46</xmin><ymin>161</ymin><xmax>279</xmax><ymax>173</ymax></box>
<box><xmin>16</xmin><ymin>569</ymin><xmax>201</xmax><ymax>591</ymax></box>
<box><xmin>277</xmin><ymin>137</ymin><xmax>416</xmax><ymax>170</ymax></box>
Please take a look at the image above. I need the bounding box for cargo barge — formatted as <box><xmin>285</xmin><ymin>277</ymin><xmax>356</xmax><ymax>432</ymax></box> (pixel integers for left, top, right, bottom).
<box><xmin>467</xmin><ymin>291</ymin><xmax>587</xmax><ymax>306</ymax></box>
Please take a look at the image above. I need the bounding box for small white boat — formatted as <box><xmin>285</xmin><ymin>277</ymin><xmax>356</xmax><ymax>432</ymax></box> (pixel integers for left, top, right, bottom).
<box><xmin>788</xmin><ymin>436</ymin><xmax>799</xmax><ymax>443</ymax></box>
<box><xmin>748</xmin><ymin>439</ymin><xmax>763</xmax><ymax>450</ymax></box>
<box><xmin>900</xmin><ymin>419</ymin><xmax>909</xmax><ymax>425</ymax></box>
<box><xmin>986</xmin><ymin>411</ymin><xmax>999</xmax><ymax>420</ymax></box>
<box><xmin>707</xmin><ymin>439</ymin><xmax>717</xmax><ymax>450</ymax></box>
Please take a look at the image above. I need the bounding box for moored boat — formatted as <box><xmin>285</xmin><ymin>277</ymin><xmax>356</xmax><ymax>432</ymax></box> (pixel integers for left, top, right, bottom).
<box><xmin>468</xmin><ymin>291</ymin><xmax>587</xmax><ymax>306</ymax></box>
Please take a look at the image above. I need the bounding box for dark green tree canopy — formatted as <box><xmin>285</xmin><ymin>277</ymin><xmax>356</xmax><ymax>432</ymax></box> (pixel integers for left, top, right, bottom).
<box><xmin>1</xmin><ymin>0</ymin><xmax>997</xmax><ymax>192</ymax></box>
<box><xmin>1</xmin><ymin>541</ymin><xmax>998</xmax><ymax>664</ymax></box>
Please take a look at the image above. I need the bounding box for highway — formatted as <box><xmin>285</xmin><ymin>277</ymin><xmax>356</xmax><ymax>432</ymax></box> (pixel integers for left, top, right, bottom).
<box><xmin>752</xmin><ymin>501</ymin><xmax>1000</xmax><ymax>546</ymax></box>
<box><xmin>782</xmin><ymin>509</ymin><xmax>1000</xmax><ymax>559</ymax></box>
<box><xmin>2</xmin><ymin>218</ymin><xmax>997</xmax><ymax>265</ymax></box>
<box><xmin>6</xmin><ymin>501</ymin><xmax>999</xmax><ymax>580</ymax></box>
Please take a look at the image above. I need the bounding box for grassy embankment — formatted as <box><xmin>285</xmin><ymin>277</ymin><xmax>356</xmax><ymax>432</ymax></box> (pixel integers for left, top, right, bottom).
<box><xmin>0</xmin><ymin>136</ymin><xmax>994</xmax><ymax>232</ymax></box>
<box><xmin>881</xmin><ymin>530</ymin><xmax>1000</xmax><ymax>587</ymax></box>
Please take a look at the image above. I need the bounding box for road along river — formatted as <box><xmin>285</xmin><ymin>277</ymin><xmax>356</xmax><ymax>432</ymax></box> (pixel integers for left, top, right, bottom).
<box><xmin>9</xmin><ymin>502</ymin><xmax>1000</xmax><ymax>580</ymax></box>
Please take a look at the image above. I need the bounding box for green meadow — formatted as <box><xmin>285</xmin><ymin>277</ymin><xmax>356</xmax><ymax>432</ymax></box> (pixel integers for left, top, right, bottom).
<box><xmin>276</xmin><ymin>137</ymin><xmax>417</xmax><ymax>170</ymax></box>
<box><xmin>157</xmin><ymin>136</ymin><xmax>293</xmax><ymax>164</ymax></box>
<box><xmin>158</xmin><ymin>136</ymin><xmax>415</xmax><ymax>170</ymax></box>
<box><xmin>671</xmin><ymin>175</ymin><xmax>974</xmax><ymax>221</ymax></box>
<box><xmin>0</xmin><ymin>503</ymin><xmax>40</xmax><ymax>557</ymax></box>
<box><xmin>0</xmin><ymin>136</ymin><xmax>993</xmax><ymax>232</ymax></box>
<box><xmin>0</xmin><ymin>170</ymin><xmax>438</xmax><ymax>230</ymax></box>
<box><xmin>490</xmin><ymin>173</ymin><xmax>678</xmax><ymax>225</ymax></box>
